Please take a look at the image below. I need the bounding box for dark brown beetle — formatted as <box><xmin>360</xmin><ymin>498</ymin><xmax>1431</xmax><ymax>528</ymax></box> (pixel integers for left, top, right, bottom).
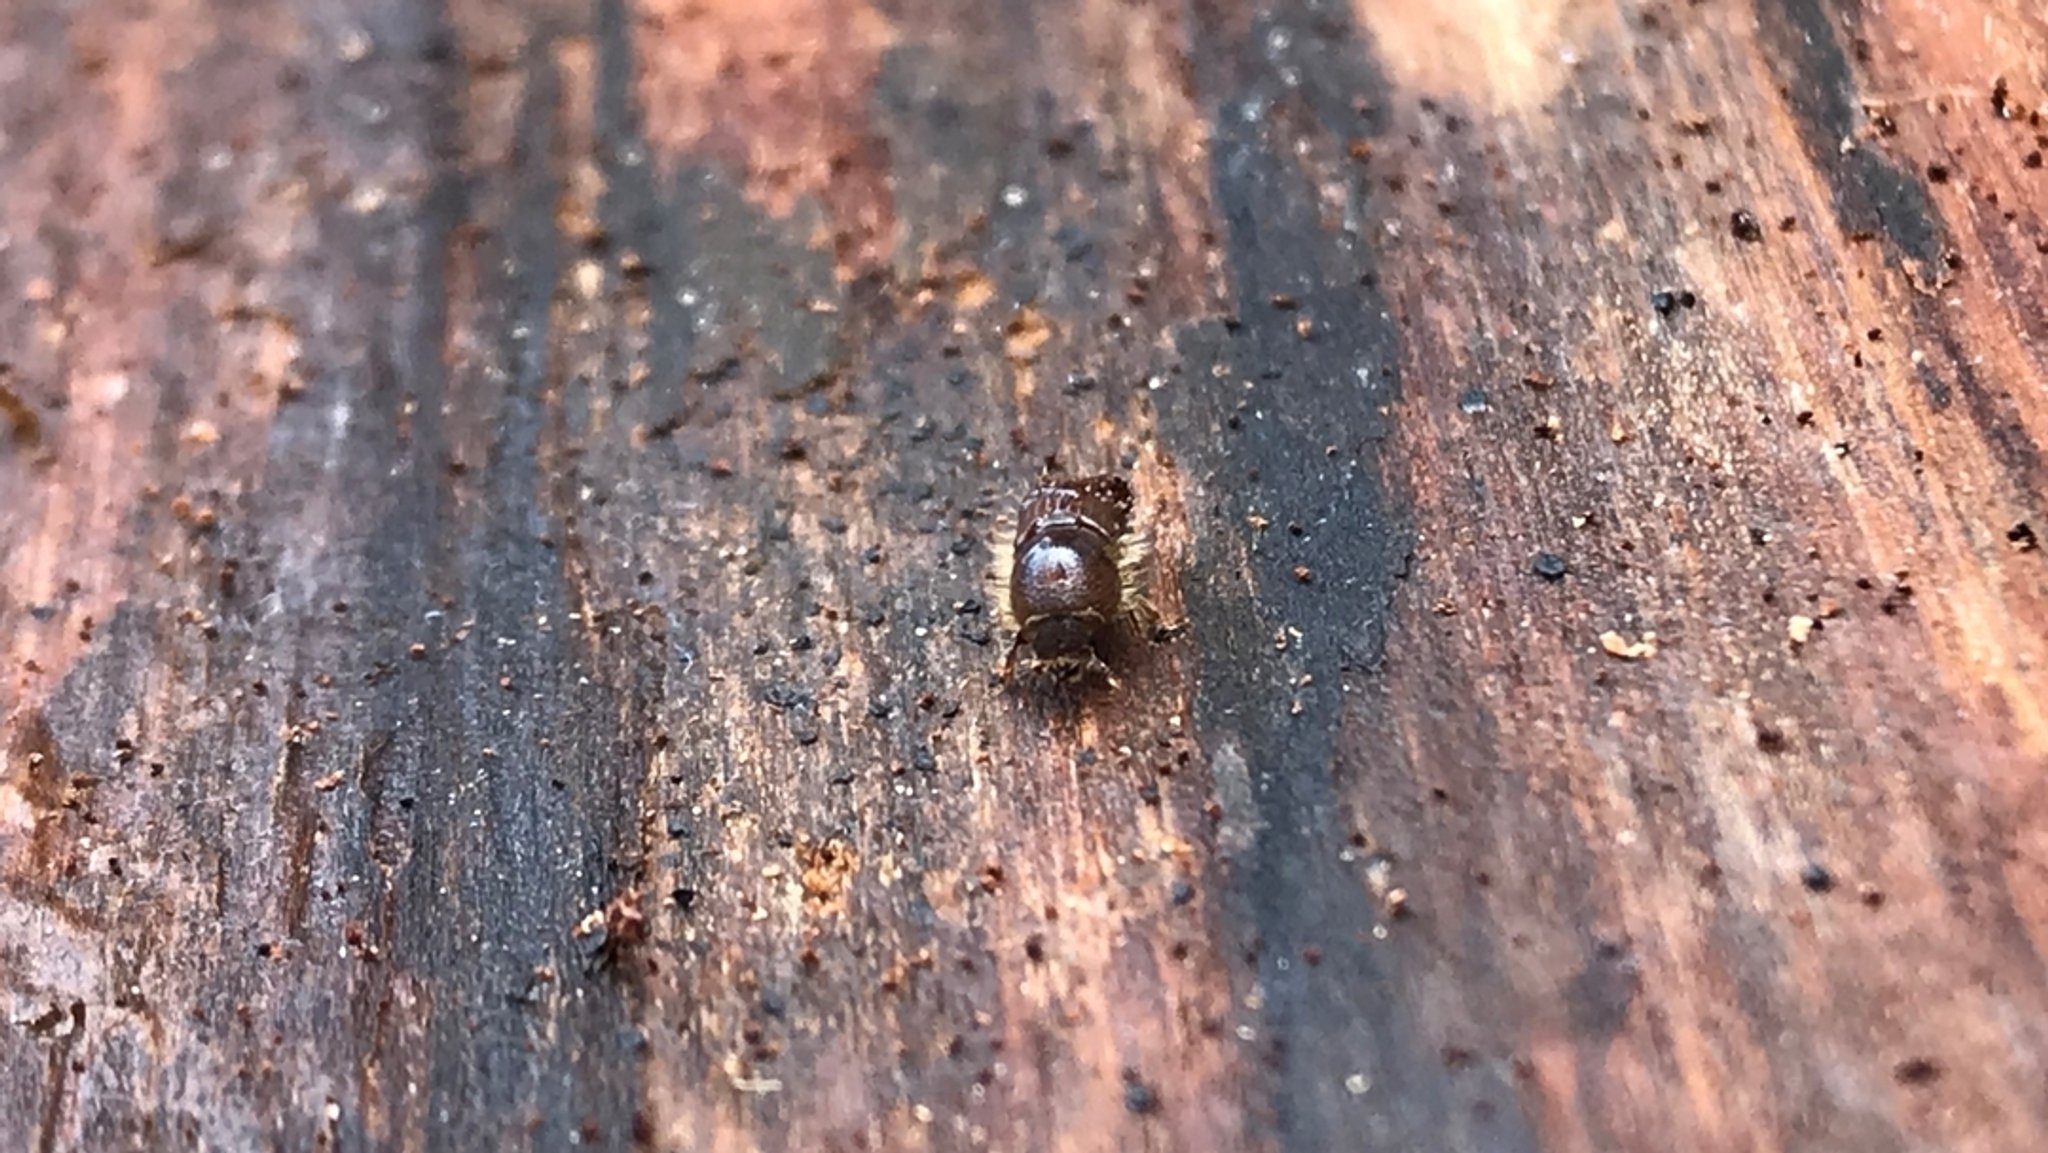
<box><xmin>991</xmin><ymin>472</ymin><xmax>1152</xmax><ymax>684</ymax></box>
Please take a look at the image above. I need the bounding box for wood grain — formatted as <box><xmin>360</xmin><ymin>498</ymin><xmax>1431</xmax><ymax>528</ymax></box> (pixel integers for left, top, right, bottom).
<box><xmin>3</xmin><ymin>1</ymin><xmax>2045</xmax><ymax>1150</ymax></box>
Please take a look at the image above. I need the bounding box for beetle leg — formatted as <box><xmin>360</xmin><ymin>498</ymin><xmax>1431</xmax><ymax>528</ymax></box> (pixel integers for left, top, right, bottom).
<box><xmin>1084</xmin><ymin>649</ymin><xmax>1119</xmax><ymax>689</ymax></box>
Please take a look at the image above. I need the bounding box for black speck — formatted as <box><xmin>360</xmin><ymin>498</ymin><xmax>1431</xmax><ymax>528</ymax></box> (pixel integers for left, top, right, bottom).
<box><xmin>1169</xmin><ymin>878</ymin><xmax>1196</xmax><ymax>906</ymax></box>
<box><xmin>1800</xmin><ymin>862</ymin><xmax>1835</xmax><ymax>893</ymax></box>
<box><xmin>1531</xmin><ymin>552</ymin><xmax>1569</xmax><ymax>582</ymax></box>
<box><xmin>1121</xmin><ymin>1070</ymin><xmax>1161</xmax><ymax>1116</ymax></box>
<box><xmin>1651</xmin><ymin>290</ymin><xmax>1679</xmax><ymax>316</ymax></box>
<box><xmin>2008</xmin><ymin>522</ymin><xmax>2038</xmax><ymax>551</ymax></box>
<box><xmin>762</xmin><ymin>682</ymin><xmax>812</xmax><ymax>711</ymax></box>
<box><xmin>1892</xmin><ymin>1058</ymin><xmax>1941</xmax><ymax>1086</ymax></box>
<box><xmin>1730</xmin><ymin>209</ymin><xmax>1764</xmax><ymax>243</ymax></box>
<box><xmin>1925</xmin><ymin>163</ymin><xmax>1950</xmax><ymax>184</ymax></box>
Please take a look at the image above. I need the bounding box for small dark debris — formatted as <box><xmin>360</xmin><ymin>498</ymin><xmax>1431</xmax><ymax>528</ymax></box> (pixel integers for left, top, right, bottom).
<box><xmin>1892</xmin><ymin>1058</ymin><xmax>1941</xmax><ymax>1086</ymax></box>
<box><xmin>862</xmin><ymin>605</ymin><xmax>886</xmax><ymax>627</ymax></box>
<box><xmin>1730</xmin><ymin>209</ymin><xmax>1764</xmax><ymax>244</ymax></box>
<box><xmin>1531</xmin><ymin>552</ymin><xmax>1569</xmax><ymax>582</ymax></box>
<box><xmin>911</xmin><ymin>748</ymin><xmax>937</xmax><ymax>774</ymax></box>
<box><xmin>1121</xmin><ymin>1069</ymin><xmax>1161</xmax><ymax>1116</ymax></box>
<box><xmin>761</xmin><ymin>682</ymin><xmax>812</xmax><ymax>711</ymax></box>
<box><xmin>1169</xmin><ymin>878</ymin><xmax>1195</xmax><ymax>906</ymax></box>
<box><xmin>2025</xmin><ymin>151</ymin><xmax>2043</xmax><ymax>170</ymax></box>
<box><xmin>1799</xmin><ymin>862</ymin><xmax>1835</xmax><ymax>893</ymax></box>
<box><xmin>1925</xmin><ymin>163</ymin><xmax>1950</xmax><ymax>184</ymax></box>
<box><xmin>2008</xmin><ymin>522</ymin><xmax>2038</xmax><ymax>552</ymax></box>
<box><xmin>1755</xmin><ymin>725</ymin><xmax>1789</xmax><ymax>754</ymax></box>
<box><xmin>1880</xmin><ymin>578</ymin><xmax>1914</xmax><ymax>616</ymax></box>
<box><xmin>867</xmin><ymin>696</ymin><xmax>894</xmax><ymax>719</ymax></box>
<box><xmin>154</xmin><ymin>214</ymin><xmax>220</xmax><ymax>265</ymax></box>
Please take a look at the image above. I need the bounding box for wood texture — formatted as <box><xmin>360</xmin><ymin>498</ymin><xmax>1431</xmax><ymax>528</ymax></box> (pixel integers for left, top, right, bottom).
<box><xmin>3</xmin><ymin>1</ymin><xmax>2046</xmax><ymax>1150</ymax></box>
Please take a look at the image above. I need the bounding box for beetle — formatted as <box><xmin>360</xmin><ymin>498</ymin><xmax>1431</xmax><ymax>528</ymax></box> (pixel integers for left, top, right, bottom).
<box><xmin>990</xmin><ymin>471</ymin><xmax>1153</xmax><ymax>684</ymax></box>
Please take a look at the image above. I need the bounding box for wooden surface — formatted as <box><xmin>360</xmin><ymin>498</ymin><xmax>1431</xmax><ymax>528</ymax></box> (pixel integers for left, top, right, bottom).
<box><xmin>3</xmin><ymin>0</ymin><xmax>2046</xmax><ymax>1150</ymax></box>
